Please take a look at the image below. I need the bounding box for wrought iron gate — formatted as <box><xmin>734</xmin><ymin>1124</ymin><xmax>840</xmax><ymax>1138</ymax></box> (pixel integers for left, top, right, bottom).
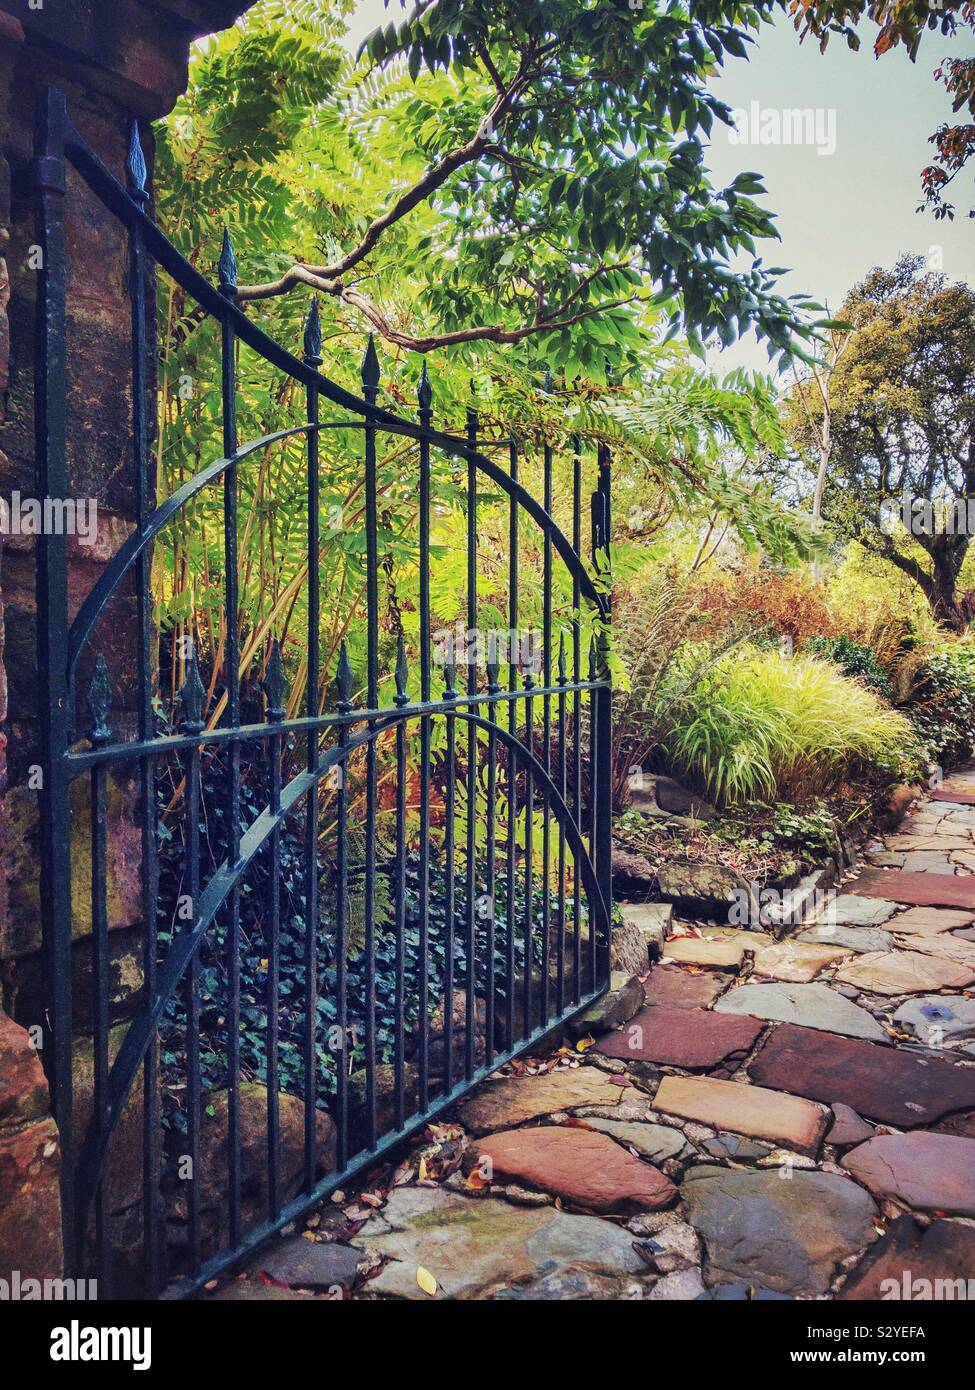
<box><xmin>33</xmin><ymin>86</ymin><xmax>613</xmax><ymax>1298</ymax></box>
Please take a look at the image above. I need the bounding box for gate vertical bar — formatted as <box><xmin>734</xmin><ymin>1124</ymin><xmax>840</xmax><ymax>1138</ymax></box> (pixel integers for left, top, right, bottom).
<box><xmin>218</xmin><ymin>229</ymin><xmax>243</xmax><ymax>1247</ymax></box>
<box><xmin>593</xmin><ymin>443</ymin><xmax>613</xmax><ymax>987</ymax></box>
<box><xmin>33</xmin><ymin>85</ymin><xmax>76</xmax><ymax>1271</ymax></box>
<box><xmin>125</xmin><ymin>116</ymin><xmax>162</xmax><ymax>1296</ymax></box>
<box><xmin>302</xmin><ymin>302</ymin><xmax>322</xmax><ymax>1191</ymax></box>
<box><xmin>361</xmin><ymin>338</ymin><xmax>380</xmax><ymax>1149</ymax></box>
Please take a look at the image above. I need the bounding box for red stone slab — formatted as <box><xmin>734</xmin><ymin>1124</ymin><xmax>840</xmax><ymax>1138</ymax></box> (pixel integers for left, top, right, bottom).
<box><xmin>844</xmin><ymin>870</ymin><xmax>975</xmax><ymax>910</ymax></box>
<box><xmin>840</xmin><ymin>1215</ymin><xmax>975</xmax><ymax>1300</ymax></box>
<box><xmin>748</xmin><ymin>1023</ymin><xmax>975</xmax><ymax>1127</ymax></box>
<box><xmin>596</xmin><ymin>1005</ymin><xmax>763</xmax><ymax>1071</ymax></box>
<box><xmin>471</xmin><ymin>1126</ymin><xmax>677</xmax><ymax>1213</ymax></box>
<box><xmin>643</xmin><ymin>964</ymin><xmax>728</xmax><ymax>1010</ymax></box>
<box><xmin>931</xmin><ymin>790</ymin><xmax>975</xmax><ymax>805</ymax></box>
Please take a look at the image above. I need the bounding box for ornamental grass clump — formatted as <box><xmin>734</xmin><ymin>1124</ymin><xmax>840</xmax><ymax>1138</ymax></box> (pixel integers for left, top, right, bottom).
<box><xmin>664</xmin><ymin>648</ymin><xmax>919</xmax><ymax>806</ymax></box>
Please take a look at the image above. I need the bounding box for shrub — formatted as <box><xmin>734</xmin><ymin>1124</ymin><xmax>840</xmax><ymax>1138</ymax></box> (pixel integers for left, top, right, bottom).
<box><xmin>905</xmin><ymin>645</ymin><xmax>975</xmax><ymax>773</ymax></box>
<box><xmin>662</xmin><ymin>648</ymin><xmax>921</xmax><ymax>806</ymax></box>
<box><xmin>805</xmin><ymin>634</ymin><xmax>893</xmax><ymax>700</ymax></box>
<box><xmin>687</xmin><ymin>561</ymin><xmax>836</xmax><ymax>646</ymax></box>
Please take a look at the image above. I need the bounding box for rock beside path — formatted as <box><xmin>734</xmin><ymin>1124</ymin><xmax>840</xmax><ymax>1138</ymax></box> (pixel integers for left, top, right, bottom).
<box><xmin>681</xmin><ymin>1165</ymin><xmax>878</xmax><ymax>1296</ymax></box>
<box><xmin>246</xmin><ymin>1235</ymin><xmax>363</xmax><ymax>1291</ymax></box>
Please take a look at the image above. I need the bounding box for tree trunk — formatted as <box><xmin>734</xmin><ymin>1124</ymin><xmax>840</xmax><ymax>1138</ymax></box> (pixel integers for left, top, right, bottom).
<box><xmin>928</xmin><ymin>537</ymin><xmax>969</xmax><ymax>632</ymax></box>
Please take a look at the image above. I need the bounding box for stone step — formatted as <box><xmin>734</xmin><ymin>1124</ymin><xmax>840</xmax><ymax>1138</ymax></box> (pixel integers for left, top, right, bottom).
<box><xmin>931</xmin><ymin>789</ymin><xmax>975</xmax><ymax>805</ymax></box>
<box><xmin>845</xmin><ymin>869</ymin><xmax>975</xmax><ymax>910</ymax></box>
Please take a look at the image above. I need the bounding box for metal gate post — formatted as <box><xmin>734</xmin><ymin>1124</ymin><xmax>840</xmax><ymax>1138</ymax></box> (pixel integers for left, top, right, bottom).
<box><xmin>33</xmin><ymin>86</ymin><xmax>76</xmax><ymax>1271</ymax></box>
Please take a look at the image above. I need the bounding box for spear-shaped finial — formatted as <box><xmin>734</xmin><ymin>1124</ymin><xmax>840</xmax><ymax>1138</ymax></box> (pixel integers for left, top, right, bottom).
<box><xmin>178</xmin><ymin>647</ymin><xmax>206</xmax><ymax>733</ymax></box>
<box><xmin>263</xmin><ymin>639</ymin><xmax>287</xmax><ymax>723</ymax></box>
<box><xmin>394</xmin><ymin>634</ymin><xmax>410</xmax><ymax>708</ymax></box>
<box><xmin>443</xmin><ymin>654</ymin><xmax>458</xmax><ymax>701</ymax></box>
<box><xmin>218</xmin><ymin>227</ymin><xmax>238</xmax><ymax>299</ymax></box>
<box><xmin>335</xmin><ymin>641</ymin><xmax>354</xmax><ymax>712</ymax></box>
<box><xmin>557</xmin><ymin>631</ymin><xmax>567</xmax><ymax>685</ymax></box>
<box><xmin>486</xmin><ymin>634</ymin><xmax>501</xmax><ymax>694</ymax></box>
<box><xmin>87</xmin><ymin>653</ymin><xmax>113</xmax><ymax>746</ymax></box>
<box><xmin>303</xmin><ymin>297</ymin><xmax>322</xmax><ymax>366</ymax></box>
<box><xmin>126</xmin><ymin>120</ymin><xmax>148</xmax><ymax>205</ymax></box>
<box><xmin>361</xmin><ymin>334</ymin><xmax>380</xmax><ymax>395</ymax></box>
<box><xmin>417</xmin><ymin>359</ymin><xmax>432</xmax><ymax>416</ymax></box>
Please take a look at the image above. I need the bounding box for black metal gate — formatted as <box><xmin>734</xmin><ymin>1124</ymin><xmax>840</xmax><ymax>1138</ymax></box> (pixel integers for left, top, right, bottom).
<box><xmin>32</xmin><ymin>86</ymin><xmax>613</xmax><ymax>1298</ymax></box>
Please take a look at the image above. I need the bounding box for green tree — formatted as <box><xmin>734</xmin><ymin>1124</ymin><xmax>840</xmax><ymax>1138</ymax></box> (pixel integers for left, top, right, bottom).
<box><xmin>783</xmin><ymin>255</ymin><xmax>975</xmax><ymax>629</ymax></box>
<box><xmin>172</xmin><ymin>0</ymin><xmax>829</xmax><ymax>365</ymax></box>
<box><xmin>792</xmin><ymin>0</ymin><xmax>975</xmax><ymax>219</ymax></box>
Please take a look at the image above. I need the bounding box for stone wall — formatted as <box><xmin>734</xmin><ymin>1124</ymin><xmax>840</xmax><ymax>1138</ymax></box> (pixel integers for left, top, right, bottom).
<box><xmin>0</xmin><ymin>0</ymin><xmax>253</xmax><ymax>1288</ymax></box>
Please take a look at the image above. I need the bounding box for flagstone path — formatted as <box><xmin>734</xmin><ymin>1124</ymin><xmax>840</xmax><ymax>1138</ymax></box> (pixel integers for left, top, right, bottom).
<box><xmin>215</xmin><ymin>768</ymin><xmax>975</xmax><ymax>1302</ymax></box>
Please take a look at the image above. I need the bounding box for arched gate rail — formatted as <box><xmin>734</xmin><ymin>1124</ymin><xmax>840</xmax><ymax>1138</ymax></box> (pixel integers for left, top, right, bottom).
<box><xmin>32</xmin><ymin>86</ymin><xmax>613</xmax><ymax>1298</ymax></box>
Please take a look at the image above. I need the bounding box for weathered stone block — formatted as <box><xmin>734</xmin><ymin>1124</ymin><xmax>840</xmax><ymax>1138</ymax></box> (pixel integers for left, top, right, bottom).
<box><xmin>0</xmin><ymin>1117</ymin><xmax>62</xmax><ymax>1283</ymax></box>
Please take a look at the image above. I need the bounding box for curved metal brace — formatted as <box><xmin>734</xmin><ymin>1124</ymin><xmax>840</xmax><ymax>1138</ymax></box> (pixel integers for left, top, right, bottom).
<box><xmin>63</xmin><ymin>129</ymin><xmax>609</xmax><ymax>625</ymax></box>
<box><xmin>68</xmin><ymin>425</ymin><xmax>316</xmax><ymax>685</ymax></box>
<box><xmin>72</xmin><ymin>707</ymin><xmax>609</xmax><ymax>1246</ymax></box>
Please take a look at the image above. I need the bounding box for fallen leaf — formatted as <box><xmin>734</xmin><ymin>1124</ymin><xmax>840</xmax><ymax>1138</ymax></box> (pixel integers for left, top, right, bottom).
<box><xmin>416</xmin><ymin>1266</ymin><xmax>438</xmax><ymax>1297</ymax></box>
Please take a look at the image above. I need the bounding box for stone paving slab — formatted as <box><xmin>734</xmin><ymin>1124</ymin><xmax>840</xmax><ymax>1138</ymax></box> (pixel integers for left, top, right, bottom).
<box><xmin>846</xmin><ymin>870</ymin><xmax>975</xmax><ymax>910</ymax></box>
<box><xmin>886</xmin><ymin>835</ymin><xmax>973</xmax><ymax>852</ymax></box>
<box><xmin>839</xmin><ymin>1214</ymin><xmax>975</xmax><ymax>1300</ymax></box>
<box><xmin>932</xmin><ymin>790</ymin><xmax>975</xmax><ymax>805</ymax></box>
<box><xmin>894</xmin><ymin>932</ymin><xmax>975</xmax><ymax>968</ymax></box>
<box><xmin>643</xmin><ymin>963</ymin><xmax>728</xmax><ymax>1010</ymax></box>
<box><xmin>660</xmin><ymin>937</ymin><xmax>744</xmax><ymax>969</ymax></box>
<box><xmin>826</xmin><ymin>1104</ymin><xmax>874</xmax><ymax>1146</ymax></box>
<box><xmin>886</xmin><ymin>907</ymin><xmax>975</xmax><ymax>934</ymax></box>
<box><xmin>652</xmin><ymin>1074</ymin><xmax>829</xmax><ymax>1155</ymax></box>
<box><xmin>457</xmin><ymin>1068</ymin><xmax>629</xmax><ymax>1135</ymax></box>
<box><xmin>470</xmin><ymin>1126</ymin><xmax>678</xmax><ymax>1213</ymax></box>
<box><xmin>713</xmin><ymin>981</ymin><xmax>887</xmax><ymax>1041</ymax></box>
<box><xmin>595</xmin><ymin>1005</ymin><xmax>765</xmax><ymax>1071</ymax></box>
<box><xmin>816</xmin><ymin>894</ymin><xmax>898</xmax><ymax>926</ymax></box>
<box><xmin>353</xmin><ymin>1186</ymin><xmax>648</xmax><ymax>1298</ymax></box>
<box><xmin>749</xmin><ymin>1023</ymin><xmax>975</xmax><ymax>1126</ymax></box>
<box><xmin>893</xmin><ymin>994</ymin><xmax>975</xmax><ymax>1042</ymax></box>
<box><xmin>796</xmin><ymin>924</ymin><xmax>895</xmax><ymax>954</ymax></box>
<box><xmin>581</xmin><ymin>1117</ymin><xmax>691</xmax><ymax>1162</ymax></box>
<box><xmin>841</xmin><ymin>1131</ymin><xmax>975</xmax><ymax>1217</ymax></box>
<box><xmin>834</xmin><ymin>948</ymin><xmax>975</xmax><ymax>994</ymax></box>
<box><xmin>681</xmin><ymin>1165</ymin><xmax>878</xmax><ymax>1296</ymax></box>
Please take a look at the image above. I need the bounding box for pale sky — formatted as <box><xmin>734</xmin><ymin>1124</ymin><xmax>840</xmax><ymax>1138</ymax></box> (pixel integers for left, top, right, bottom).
<box><xmin>339</xmin><ymin>3</ymin><xmax>972</xmax><ymax>376</ymax></box>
